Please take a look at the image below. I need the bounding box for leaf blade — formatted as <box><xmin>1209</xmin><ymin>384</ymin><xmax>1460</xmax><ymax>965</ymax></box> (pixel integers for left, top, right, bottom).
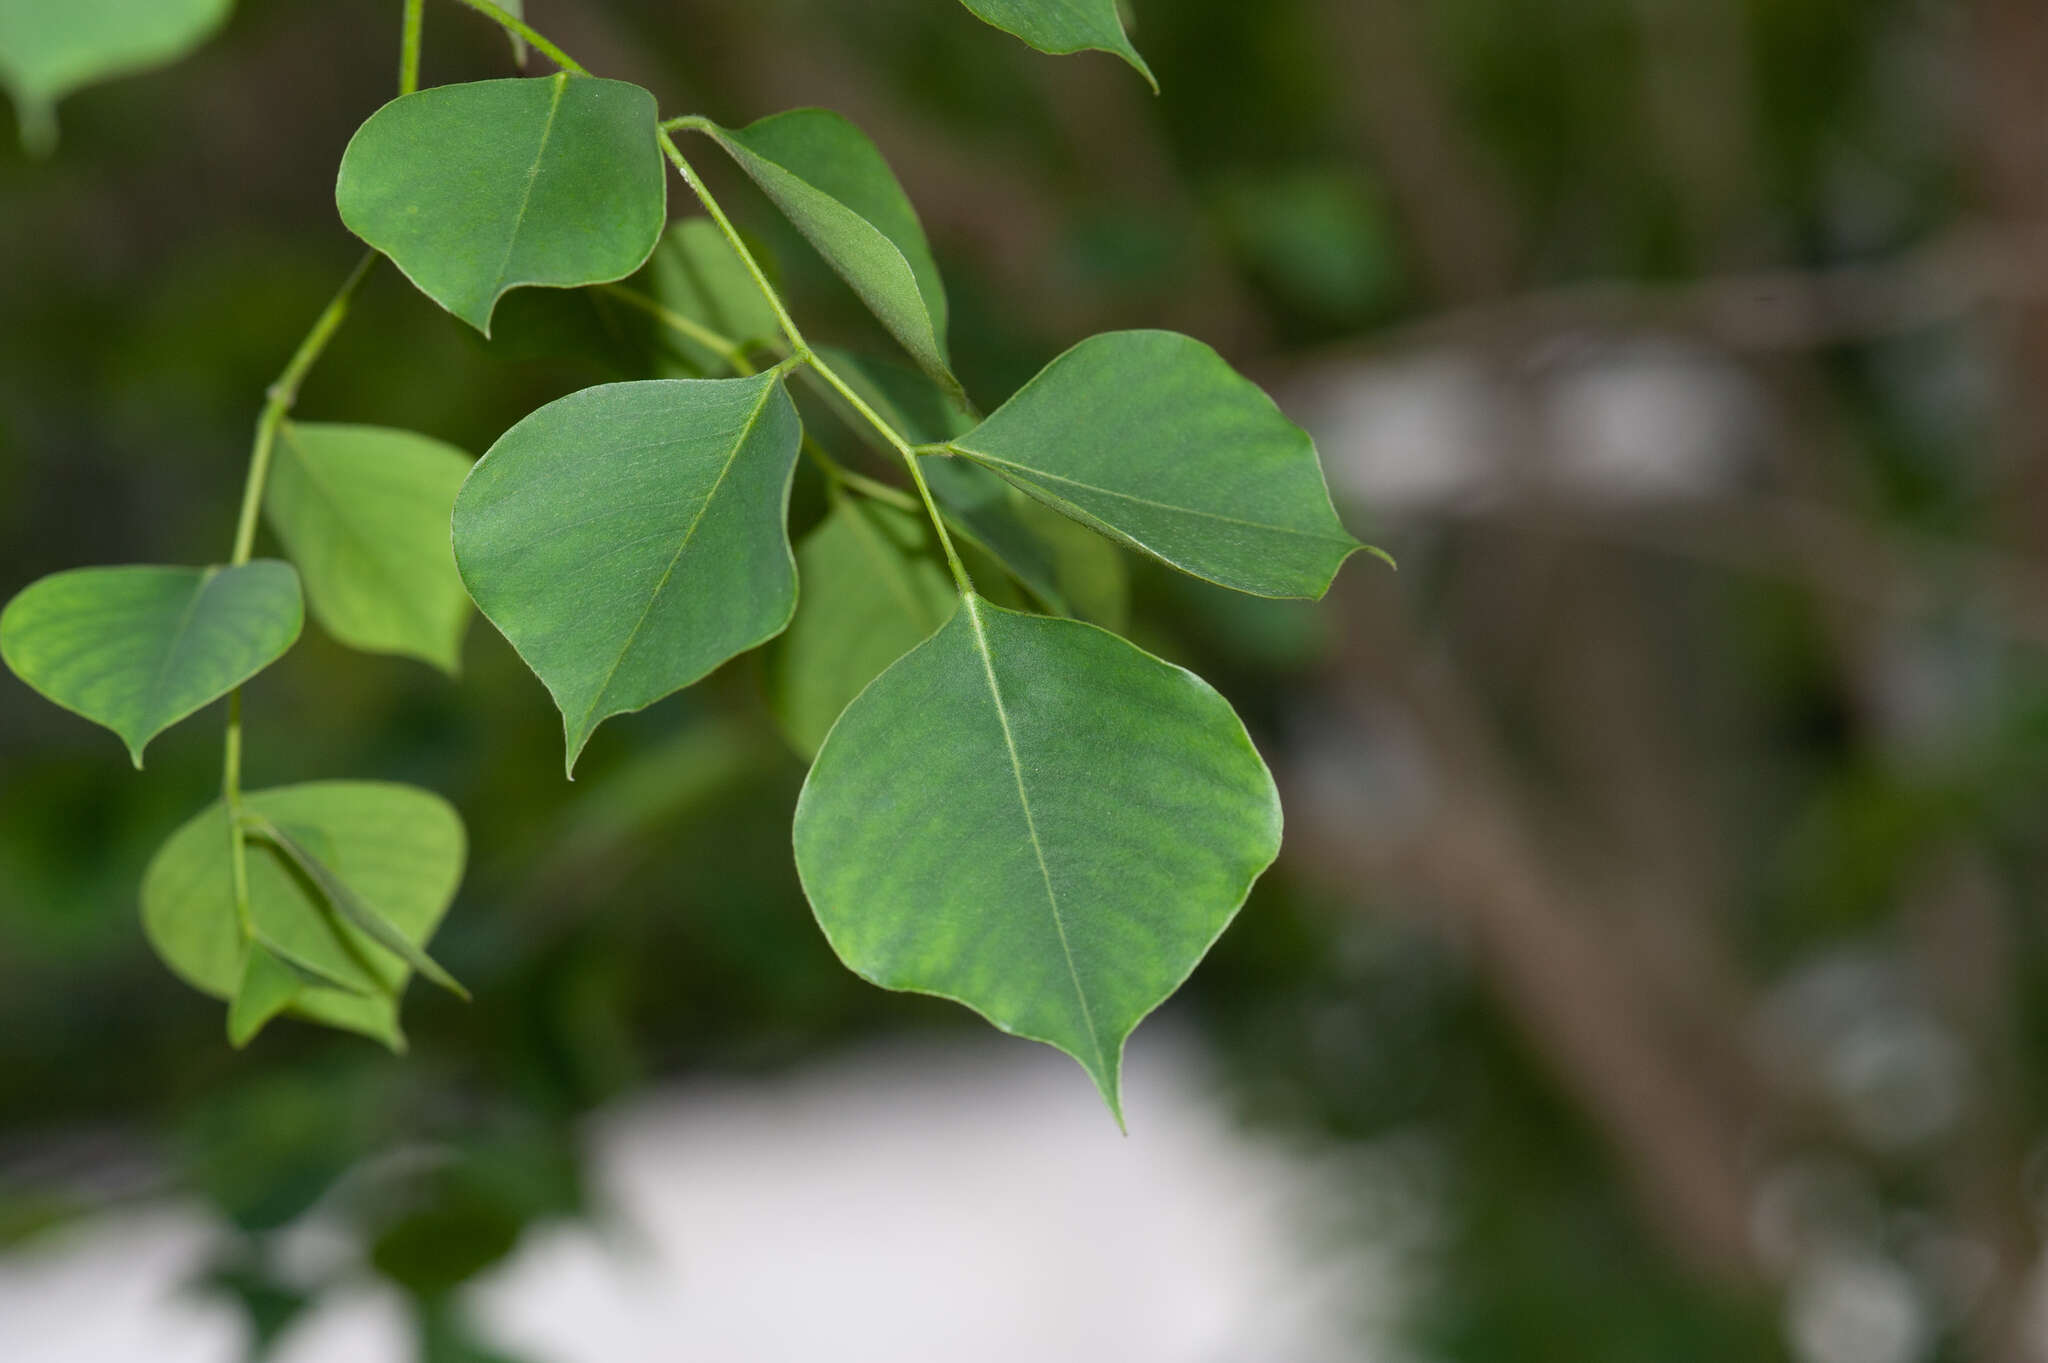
<box><xmin>0</xmin><ymin>0</ymin><xmax>232</xmax><ymax>152</ymax></box>
<box><xmin>695</xmin><ymin>111</ymin><xmax>954</xmax><ymax>389</ymax></box>
<box><xmin>266</xmin><ymin>422</ymin><xmax>474</xmax><ymax>674</ymax></box>
<box><xmin>0</xmin><ymin>561</ymin><xmax>303</xmax><ymax>765</ymax></box>
<box><xmin>336</xmin><ymin>75</ymin><xmax>667</xmax><ymax>334</ymax></box>
<box><xmin>953</xmin><ymin>0</ymin><xmax>1156</xmax><ymax>90</ymax></box>
<box><xmin>793</xmin><ymin>595</ymin><xmax>1281</xmax><ymax>1120</ymax></box>
<box><xmin>141</xmin><ymin>781</ymin><xmax>467</xmax><ymax>1047</ymax></box>
<box><xmin>452</xmin><ymin>376</ymin><xmax>803</xmax><ymax>772</ymax></box>
<box><xmin>950</xmin><ymin>330</ymin><xmax>1368</xmax><ymax>599</ymax></box>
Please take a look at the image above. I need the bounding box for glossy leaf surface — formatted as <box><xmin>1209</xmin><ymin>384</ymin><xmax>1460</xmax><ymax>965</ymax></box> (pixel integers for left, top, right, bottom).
<box><xmin>336</xmin><ymin>75</ymin><xmax>666</xmax><ymax>334</ymax></box>
<box><xmin>768</xmin><ymin>496</ymin><xmax>955</xmax><ymax>758</ymax></box>
<box><xmin>0</xmin><ymin>0</ymin><xmax>230</xmax><ymax>152</ymax></box>
<box><xmin>696</xmin><ymin>111</ymin><xmax>953</xmax><ymax>387</ymax></box>
<box><xmin>794</xmin><ymin>595</ymin><xmax>1281</xmax><ymax>1119</ymax></box>
<box><xmin>266</xmin><ymin>423</ymin><xmax>473</xmax><ymax>674</ymax></box>
<box><xmin>0</xmin><ymin>562</ymin><xmax>302</xmax><ymax>766</ymax></box>
<box><xmin>954</xmin><ymin>0</ymin><xmax>1155</xmax><ymax>90</ymax></box>
<box><xmin>951</xmin><ymin>330</ymin><xmax>1364</xmax><ymax>599</ymax></box>
<box><xmin>453</xmin><ymin>376</ymin><xmax>801</xmax><ymax>772</ymax></box>
<box><xmin>142</xmin><ymin>781</ymin><xmax>467</xmax><ymax>1049</ymax></box>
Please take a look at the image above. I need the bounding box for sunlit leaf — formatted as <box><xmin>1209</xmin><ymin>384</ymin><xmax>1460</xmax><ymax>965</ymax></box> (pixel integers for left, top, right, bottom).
<box><xmin>794</xmin><ymin>594</ymin><xmax>1280</xmax><ymax>1120</ymax></box>
<box><xmin>142</xmin><ymin>781</ymin><xmax>467</xmax><ymax>1050</ymax></box>
<box><xmin>452</xmin><ymin>376</ymin><xmax>802</xmax><ymax>772</ymax></box>
<box><xmin>949</xmin><ymin>330</ymin><xmax>1367</xmax><ymax>598</ymax></box>
<box><xmin>266</xmin><ymin>423</ymin><xmax>473</xmax><ymax>674</ymax></box>
<box><xmin>0</xmin><ymin>561</ymin><xmax>302</xmax><ymax>766</ymax></box>
<box><xmin>337</xmin><ymin>74</ymin><xmax>666</xmax><ymax>334</ymax></box>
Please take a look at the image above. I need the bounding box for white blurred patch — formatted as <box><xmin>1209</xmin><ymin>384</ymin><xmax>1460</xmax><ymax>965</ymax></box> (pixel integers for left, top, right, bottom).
<box><xmin>1786</xmin><ymin>1254</ymin><xmax>1931</xmax><ymax>1363</ymax></box>
<box><xmin>2</xmin><ymin>1031</ymin><xmax>1399</xmax><ymax>1363</ymax></box>
<box><xmin>1282</xmin><ymin>335</ymin><xmax>1765</xmax><ymax>516</ymax></box>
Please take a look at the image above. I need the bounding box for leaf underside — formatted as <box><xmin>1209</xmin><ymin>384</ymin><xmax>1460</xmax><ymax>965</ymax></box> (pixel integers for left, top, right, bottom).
<box><xmin>142</xmin><ymin>781</ymin><xmax>467</xmax><ymax>1049</ymax></box>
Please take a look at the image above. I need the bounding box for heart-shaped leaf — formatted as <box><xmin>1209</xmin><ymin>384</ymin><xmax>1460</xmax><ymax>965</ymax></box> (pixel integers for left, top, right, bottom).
<box><xmin>691</xmin><ymin>110</ymin><xmax>954</xmax><ymax>390</ymax></box>
<box><xmin>953</xmin><ymin>0</ymin><xmax>1155</xmax><ymax>90</ymax></box>
<box><xmin>0</xmin><ymin>0</ymin><xmax>232</xmax><ymax>152</ymax></box>
<box><xmin>793</xmin><ymin>594</ymin><xmax>1281</xmax><ymax>1121</ymax></box>
<box><xmin>336</xmin><ymin>74</ymin><xmax>666</xmax><ymax>335</ymax></box>
<box><xmin>266</xmin><ymin>422</ymin><xmax>473</xmax><ymax>674</ymax></box>
<box><xmin>142</xmin><ymin>781</ymin><xmax>468</xmax><ymax>1050</ymax></box>
<box><xmin>453</xmin><ymin>376</ymin><xmax>802</xmax><ymax>773</ymax></box>
<box><xmin>948</xmin><ymin>330</ymin><xmax>1368</xmax><ymax>599</ymax></box>
<box><xmin>0</xmin><ymin>561</ymin><xmax>303</xmax><ymax>766</ymax></box>
<box><xmin>767</xmin><ymin>494</ymin><xmax>956</xmax><ymax>758</ymax></box>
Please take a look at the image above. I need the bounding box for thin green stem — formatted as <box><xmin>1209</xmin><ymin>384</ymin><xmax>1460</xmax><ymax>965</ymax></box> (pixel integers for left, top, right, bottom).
<box><xmin>443</xmin><ymin>0</ymin><xmax>587</xmax><ymax>74</ymax></box>
<box><xmin>807</xmin><ymin>353</ymin><xmax>973</xmax><ymax>593</ymax></box>
<box><xmin>657</xmin><ymin>128</ymin><xmax>809</xmax><ymax>354</ymax></box>
<box><xmin>399</xmin><ymin>0</ymin><xmax>424</xmax><ymax>94</ymax></box>
<box><xmin>220</xmin><ymin>251</ymin><xmax>376</xmax><ymax>944</ymax></box>
<box><xmin>597</xmin><ymin>283</ymin><xmax>754</xmax><ymax>374</ymax></box>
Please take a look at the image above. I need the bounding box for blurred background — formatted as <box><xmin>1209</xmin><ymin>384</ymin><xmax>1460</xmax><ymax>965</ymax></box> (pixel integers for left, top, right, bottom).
<box><xmin>6</xmin><ymin>0</ymin><xmax>2048</xmax><ymax>1359</ymax></box>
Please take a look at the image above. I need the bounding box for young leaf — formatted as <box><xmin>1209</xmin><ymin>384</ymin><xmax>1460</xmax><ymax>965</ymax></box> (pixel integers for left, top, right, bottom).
<box><xmin>0</xmin><ymin>562</ymin><xmax>303</xmax><ymax>766</ymax></box>
<box><xmin>793</xmin><ymin>594</ymin><xmax>1281</xmax><ymax>1121</ymax></box>
<box><xmin>336</xmin><ymin>75</ymin><xmax>666</xmax><ymax>335</ymax></box>
<box><xmin>690</xmin><ymin>111</ymin><xmax>955</xmax><ymax>389</ymax></box>
<box><xmin>228</xmin><ymin>945</ymin><xmax>310</xmax><ymax>1049</ymax></box>
<box><xmin>949</xmin><ymin>330</ymin><xmax>1367</xmax><ymax>599</ymax></box>
<box><xmin>767</xmin><ymin>495</ymin><xmax>955</xmax><ymax>758</ymax></box>
<box><xmin>265</xmin><ymin>423</ymin><xmax>473</xmax><ymax>674</ymax></box>
<box><xmin>0</xmin><ymin>0</ymin><xmax>232</xmax><ymax>153</ymax></box>
<box><xmin>452</xmin><ymin>376</ymin><xmax>802</xmax><ymax>773</ymax></box>
<box><xmin>953</xmin><ymin>0</ymin><xmax>1156</xmax><ymax>91</ymax></box>
<box><xmin>142</xmin><ymin>781</ymin><xmax>467</xmax><ymax>1049</ymax></box>
<box><xmin>244</xmin><ymin>815</ymin><xmax>468</xmax><ymax>1000</ymax></box>
<box><xmin>636</xmin><ymin>218</ymin><xmax>784</xmax><ymax>374</ymax></box>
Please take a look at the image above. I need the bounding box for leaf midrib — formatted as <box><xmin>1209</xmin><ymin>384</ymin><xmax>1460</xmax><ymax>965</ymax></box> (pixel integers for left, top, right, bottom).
<box><xmin>486</xmin><ymin>71</ymin><xmax>570</xmax><ymax>314</ymax></box>
<box><xmin>961</xmin><ymin>596</ymin><xmax>1108</xmax><ymax>1076</ymax></box>
<box><xmin>577</xmin><ymin>378</ymin><xmax>780</xmax><ymax>736</ymax></box>
<box><xmin>137</xmin><ymin>569</ymin><xmax>218</xmax><ymax>732</ymax></box>
<box><xmin>955</xmin><ymin>448</ymin><xmax>1356</xmax><ymax>546</ymax></box>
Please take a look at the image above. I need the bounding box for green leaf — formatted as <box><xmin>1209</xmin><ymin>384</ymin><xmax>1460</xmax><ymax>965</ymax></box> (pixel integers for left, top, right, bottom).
<box><xmin>245</xmin><ymin>815</ymin><xmax>469</xmax><ymax>1000</ymax></box>
<box><xmin>953</xmin><ymin>0</ymin><xmax>1155</xmax><ymax>91</ymax></box>
<box><xmin>949</xmin><ymin>330</ymin><xmax>1367</xmax><ymax>599</ymax></box>
<box><xmin>141</xmin><ymin>781</ymin><xmax>467</xmax><ymax>1049</ymax></box>
<box><xmin>693</xmin><ymin>110</ymin><xmax>954</xmax><ymax>389</ymax></box>
<box><xmin>0</xmin><ymin>0</ymin><xmax>232</xmax><ymax>153</ymax></box>
<box><xmin>793</xmin><ymin>594</ymin><xmax>1280</xmax><ymax>1120</ymax></box>
<box><xmin>0</xmin><ymin>562</ymin><xmax>303</xmax><ymax>766</ymax></box>
<box><xmin>452</xmin><ymin>376</ymin><xmax>802</xmax><ymax>773</ymax></box>
<box><xmin>336</xmin><ymin>75</ymin><xmax>666</xmax><ymax>335</ymax></box>
<box><xmin>768</xmin><ymin>495</ymin><xmax>956</xmax><ymax>758</ymax></box>
<box><xmin>227</xmin><ymin>945</ymin><xmax>310</xmax><ymax>1049</ymax></box>
<box><xmin>635</xmin><ymin>218</ymin><xmax>784</xmax><ymax>374</ymax></box>
<box><xmin>266</xmin><ymin>423</ymin><xmax>473</xmax><ymax>675</ymax></box>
